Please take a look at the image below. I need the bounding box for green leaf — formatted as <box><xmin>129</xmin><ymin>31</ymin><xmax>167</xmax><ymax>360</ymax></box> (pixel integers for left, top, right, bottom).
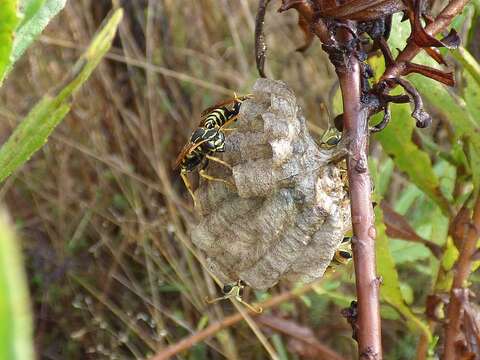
<box><xmin>4</xmin><ymin>0</ymin><xmax>66</xmax><ymax>81</ymax></box>
<box><xmin>0</xmin><ymin>9</ymin><xmax>124</xmax><ymax>183</ymax></box>
<box><xmin>375</xmin><ymin>205</ymin><xmax>432</xmax><ymax>340</ymax></box>
<box><xmin>390</xmin><ymin>239</ymin><xmax>431</xmax><ymax>264</ymax></box>
<box><xmin>435</xmin><ymin>237</ymin><xmax>459</xmax><ymax>292</ymax></box>
<box><xmin>377</xmin><ymin>158</ymin><xmax>394</xmax><ymax>198</ymax></box>
<box><xmin>196</xmin><ymin>315</ymin><xmax>209</xmax><ymax>331</ymax></box>
<box><xmin>0</xmin><ymin>0</ymin><xmax>22</xmax><ymax>85</ymax></box>
<box><xmin>374</xmin><ymin>104</ymin><xmax>450</xmax><ymax>215</ymax></box>
<box><xmin>0</xmin><ymin>209</ymin><xmax>34</xmax><ymax>360</ymax></box>
<box><xmin>449</xmin><ymin>48</ymin><xmax>480</xmax><ymax>191</ymax></box>
<box><xmin>469</xmin><ymin>142</ymin><xmax>480</xmax><ymax>192</ymax></box>
<box><xmin>272</xmin><ymin>334</ymin><xmax>289</xmax><ymax>360</ymax></box>
<box><xmin>19</xmin><ymin>0</ymin><xmax>47</xmax><ymax>27</ymax></box>
<box><xmin>387</xmin><ymin>14</ymin><xmax>480</xmax><ymax>193</ymax></box>
<box><xmin>452</xmin><ymin>47</ymin><xmax>480</xmax><ymax>94</ymax></box>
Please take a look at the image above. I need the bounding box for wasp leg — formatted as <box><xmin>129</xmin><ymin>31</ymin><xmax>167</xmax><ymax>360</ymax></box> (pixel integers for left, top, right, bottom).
<box><xmin>205</xmin><ymin>155</ymin><xmax>232</xmax><ymax>170</ymax></box>
<box><xmin>205</xmin><ymin>281</ymin><xmax>263</xmax><ymax>313</ymax></box>
<box><xmin>220</xmin><ymin>114</ymin><xmax>240</xmax><ymax>130</ymax></box>
<box><xmin>180</xmin><ymin>171</ymin><xmax>197</xmax><ymax>207</ymax></box>
<box><xmin>234</xmin><ymin>296</ymin><xmax>263</xmax><ymax>313</ymax></box>
<box><xmin>199</xmin><ymin>169</ymin><xmax>235</xmax><ymax>187</ymax></box>
<box><xmin>205</xmin><ymin>294</ymin><xmax>229</xmax><ymax>304</ymax></box>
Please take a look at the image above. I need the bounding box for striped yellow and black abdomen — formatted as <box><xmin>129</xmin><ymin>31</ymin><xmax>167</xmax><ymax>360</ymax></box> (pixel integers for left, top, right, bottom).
<box><xmin>203</xmin><ymin>108</ymin><xmax>229</xmax><ymax>129</ymax></box>
<box><xmin>181</xmin><ymin>146</ymin><xmax>205</xmax><ymax>172</ymax></box>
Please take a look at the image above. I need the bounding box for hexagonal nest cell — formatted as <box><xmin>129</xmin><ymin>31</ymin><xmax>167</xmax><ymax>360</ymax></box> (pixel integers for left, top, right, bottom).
<box><xmin>191</xmin><ymin>79</ymin><xmax>351</xmax><ymax>290</ymax></box>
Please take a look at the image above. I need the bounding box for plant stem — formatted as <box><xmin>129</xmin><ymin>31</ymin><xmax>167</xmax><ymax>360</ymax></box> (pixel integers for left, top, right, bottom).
<box><xmin>443</xmin><ymin>196</ymin><xmax>480</xmax><ymax>359</ymax></box>
<box><xmin>337</xmin><ymin>34</ymin><xmax>382</xmax><ymax>359</ymax></box>
<box><xmin>382</xmin><ymin>0</ymin><xmax>471</xmax><ymax>80</ymax></box>
<box><xmin>149</xmin><ymin>281</ymin><xmax>322</xmax><ymax>360</ymax></box>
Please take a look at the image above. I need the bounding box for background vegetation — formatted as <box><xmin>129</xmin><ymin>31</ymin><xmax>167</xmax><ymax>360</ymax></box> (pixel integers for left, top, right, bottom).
<box><xmin>0</xmin><ymin>0</ymin><xmax>479</xmax><ymax>359</ymax></box>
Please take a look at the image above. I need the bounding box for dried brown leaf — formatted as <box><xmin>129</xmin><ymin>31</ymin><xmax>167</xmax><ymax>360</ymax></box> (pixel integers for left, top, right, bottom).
<box><xmin>404</xmin><ymin>62</ymin><xmax>454</xmax><ymax>86</ymax></box>
<box><xmin>381</xmin><ymin>201</ymin><xmax>443</xmax><ymax>257</ymax></box>
<box><xmin>462</xmin><ymin>293</ymin><xmax>480</xmax><ymax>357</ymax></box>
<box><xmin>257</xmin><ymin>315</ymin><xmax>346</xmax><ymax>360</ymax></box>
<box><xmin>296</xmin><ymin>14</ymin><xmax>315</xmax><ymax>52</ymax></box>
<box><xmin>425</xmin><ymin>47</ymin><xmax>447</xmax><ymax>65</ymax></box>
<box><xmin>319</xmin><ymin>0</ymin><xmax>405</xmax><ymax>21</ymax></box>
<box><xmin>410</xmin><ymin>0</ymin><xmax>460</xmax><ymax>49</ymax></box>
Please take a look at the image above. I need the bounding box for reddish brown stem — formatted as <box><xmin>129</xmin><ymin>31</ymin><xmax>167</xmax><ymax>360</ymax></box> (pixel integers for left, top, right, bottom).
<box><xmin>382</xmin><ymin>0</ymin><xmax>470</xmax><ymax>80</ymax></box>
<box><xmin>337</xmin><ymin>30</ymin><xmax>382</xmax><ymax>359</ymax></box>
<box><xmin>149</xmin><ymin>282</ymin><xmax>320</xmax><ymax>360</ymax></box>
<box><xmin>257</xmin><ymin>315</ymin><xmax>346</xmax><ymax>360</ymax></box>
<box><xmin>443</xmin><ymin>197</ymin><xmax>480</xmax><ymax>360</ymax></box>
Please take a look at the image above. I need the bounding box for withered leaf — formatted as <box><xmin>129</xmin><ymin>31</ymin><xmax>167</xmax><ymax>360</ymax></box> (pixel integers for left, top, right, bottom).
<box><xmin>410</xmin><ymin>0</ymin><xmax>460</xmax><ymax>49</ymax></box>
<box><xmin>279</xmin><ymin>0</ymin><xmax>314</xmax><ymax>16</ymax></box>
<box><xmin>381</xmin><ymin>201</ymin><xmax>443</xmax><ymax>257</ymax></box>
<box><xmin>318</xmin><ymin>0</ymin><xmax>405</xmax><ymax>21</ymax></box>
<box><xmin>425</xmin><ymin>47</ymin><xmax>447</xmax><ymax>66</ymax></box>
<box><xmin>387</xmin><ymin>77</ymin><xmax>432</xmax><ymax>128</ymax></box>
<box><xmin>257</xmin><ymin>315</ymin><xmax>346</xmax><ymax>360</ymax></box>
<box><xmin>426</xmin><ymin>293</ymin><xmax>449</xmax><ymax>321</ymax></box>
<box><xmin>404</xmin><ymin>62</ymin><xmax>454</xmax><ymax>86</ymax></box>
<box><xmin>450</xmin><ymin>205</ymin><xmax>471</xmax><ymax>249</ymax></box>
<box><xmin>463</xmin><ymin>294</ymin><xmax>480</xmax><ymax>357</ymax></box>
<box><xmin>296</xmin><ymin>13</ymin><xmax>315</xmax><ymax>52</ymax></box>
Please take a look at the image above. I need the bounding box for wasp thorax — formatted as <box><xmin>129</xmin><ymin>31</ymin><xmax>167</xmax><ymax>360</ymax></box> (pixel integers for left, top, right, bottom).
<box><xmin>222</xmin><ymin>284</ymin><xmax>233</xmax><ymax>294</ymax></box>
<box><xmin>192</xmin><ymin>79</ymin><xmax>351</xmax><ymax>290</ymax></box>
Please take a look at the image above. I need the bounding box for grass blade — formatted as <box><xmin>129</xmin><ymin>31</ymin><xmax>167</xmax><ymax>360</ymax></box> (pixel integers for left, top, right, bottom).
<box><xmin>0</xmin><ymin>0</ymin><xmax>21</xmax><ymax>85</ymax></box>
<box><xmin>6</xmin><ymin>0</ymin><xmax>66</xmax><ymax>78</ymax></box>
<box><xmin>0</xmin><ymin>8</ymin><xmax>123</xmax><ymax>183</ymax></box>
<box><xmin>0</xmin><ymin>209</ymin><xmax>34</xmax><ymax>360</ymax></box>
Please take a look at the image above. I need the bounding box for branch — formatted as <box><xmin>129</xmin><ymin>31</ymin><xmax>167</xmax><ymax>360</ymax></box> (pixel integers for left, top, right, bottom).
<box><xmin>381</xmin><ymin>0</ymin><xmax>470</xmax><ymax>80</ymax></box>
<box><xmin>443</xmin><ymin>196</ymin><xmax>480</xmax><ymax>359</ymax></box>
<box><xmin>257</xmin><ymin>315</ymin><xmax>346</xmax><ymax>360</ymax></box>
<box><xmin>149</xmin><ymin>281</ymin><xmax>320</xmax><ymax>360</ymax></box>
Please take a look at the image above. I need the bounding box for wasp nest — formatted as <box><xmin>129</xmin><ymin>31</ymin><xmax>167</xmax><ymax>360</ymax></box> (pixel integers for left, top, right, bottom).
<box><xmin>192</xmin><ymin>79</ymin><xmax>351</xmax><ymax>290</ymax></box>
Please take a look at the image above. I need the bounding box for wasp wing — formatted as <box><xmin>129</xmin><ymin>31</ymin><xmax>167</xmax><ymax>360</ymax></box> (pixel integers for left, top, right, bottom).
<box><xmin>173</xmin><ymin>137</ymin><xmax>209</xmax><ymax>170</ymax></box>
<box><xmin>200</xmin><ymin>95</ymin><xmax>252</xmax><ymax>118</ymax></box>
<box><xmin>200</xmin><ymin>98</ymin><xmax>237</xmax><ymax>118</ymax></box>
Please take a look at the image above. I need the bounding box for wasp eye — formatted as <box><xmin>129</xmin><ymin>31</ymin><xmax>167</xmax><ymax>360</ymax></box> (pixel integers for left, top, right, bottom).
<box><xmin>339</xmin><ymin>251</ymin><xmax>352</xmax><ymax>259</ymax></box>
<box><xmin>223</xmin><ymin>285</ymin><xmax>233</xmax><ymax>293</ymax></box>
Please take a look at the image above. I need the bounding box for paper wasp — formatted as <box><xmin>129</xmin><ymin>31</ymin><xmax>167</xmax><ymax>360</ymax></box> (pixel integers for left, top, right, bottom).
<box><xmin>326</xmin><ymin>237</ymin><xmax>353</xmax><ymax>275</ymax></box>
<box><xmin>174</xmin><ymin>95</ymin><xmax>252</xmax><ymax>206</ymax></box>
<box><xmin>332</xmin><ymin>237</ymin><xmax>353</xmax><ymax>265</ymax></box>
<box><xmin>206</xmin><ymin>280</ymin><xmax>263</xmax><ymax>313</ymax></box>
<box><xmin>199</xmin><ymin>94</ymin><xmax>252</xmax><ymax>132</ymax></box>
<box><xmin>319</xmin><ymin>127</ymin><xmax>342</xmax><ymax>149</ymax></box>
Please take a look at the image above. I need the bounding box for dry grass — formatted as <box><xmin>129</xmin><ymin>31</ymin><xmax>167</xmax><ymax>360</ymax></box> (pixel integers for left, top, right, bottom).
<box><xmin>0</xmin><ymin>1</ymin><xmax>368</xmax><ymax>359</ymax></box>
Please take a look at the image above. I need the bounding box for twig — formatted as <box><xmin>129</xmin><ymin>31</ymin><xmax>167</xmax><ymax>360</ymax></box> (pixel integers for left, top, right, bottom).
<box><xmin>257</xmin><ymin>315</ymin><xmax>346</xmax><ymax>360</ymax></box>
<box><xmin>382</xmin><ymin>0</ymin><xmax>471</xmax><ymax>80</ymax></box>
<box><xmin>149</xmin><ymin>281</ymin><xmax>320</xmax><ymax>360</ymax></box>
<box><xmin>443</xmin><ymin>196</ymin><xmax>480</xmax><ymax>359</ymax></box>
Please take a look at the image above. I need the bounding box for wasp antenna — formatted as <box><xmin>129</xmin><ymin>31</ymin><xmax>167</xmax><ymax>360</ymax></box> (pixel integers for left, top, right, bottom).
<box><xmin>205</xmin><ymin>295</ymin><xmax>227</xmax><ymax>304</ymax></box>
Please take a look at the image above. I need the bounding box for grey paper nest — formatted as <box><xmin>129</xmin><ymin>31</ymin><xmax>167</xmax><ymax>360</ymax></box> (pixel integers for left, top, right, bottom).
<box><xmin>192</xmin><ymin>79</ymin><xmax>351</xmax><ymax>290</ymax></box>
